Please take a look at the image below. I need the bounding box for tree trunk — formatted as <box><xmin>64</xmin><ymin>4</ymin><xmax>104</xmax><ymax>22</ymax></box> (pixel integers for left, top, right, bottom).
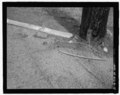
<box><xmin>79</xmin><ymin>7</ymin><xmax>110</xmax><ymax>44</ymax></box>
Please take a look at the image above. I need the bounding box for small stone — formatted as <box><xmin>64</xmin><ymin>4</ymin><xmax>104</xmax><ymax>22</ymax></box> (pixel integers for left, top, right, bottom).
<box><xmin>103</xmin><ymin>47</ymin><xmax>108</xmax><ymax>52</ymax></box>
<box><xmin>43</xmin><ymin>41</ymin><xmax>47</xmax><ymax>45</ymax></box>
<box><xmin>68</xmin><ymin>40</ymin><xmax>73</xmax><ymax>43</ymax></box>
<box><xmin>36</xmin><ymin>31</ymin><xmax>48</xmax><ymax>38</ymax></box>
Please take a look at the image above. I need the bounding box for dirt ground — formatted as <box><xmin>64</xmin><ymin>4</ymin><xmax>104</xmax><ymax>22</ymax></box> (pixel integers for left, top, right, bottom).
<box><xmin>7</xmin><ymin>7</ymin><xmax>114</xmax><ymax>89</ymax></box>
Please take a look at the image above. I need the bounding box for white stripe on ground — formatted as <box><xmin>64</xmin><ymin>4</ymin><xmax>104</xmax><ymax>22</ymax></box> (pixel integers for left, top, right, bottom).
<box><xmin>7</xmin><ymin>19</ymin><xmax>73</xmax><ymax>38</ymax></box>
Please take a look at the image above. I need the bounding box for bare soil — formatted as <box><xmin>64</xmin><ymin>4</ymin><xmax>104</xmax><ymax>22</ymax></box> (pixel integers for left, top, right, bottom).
<box><xmin>7</xmin><ymin>7</ymin><xmax>114</xmax><ymax>89</ymax></box>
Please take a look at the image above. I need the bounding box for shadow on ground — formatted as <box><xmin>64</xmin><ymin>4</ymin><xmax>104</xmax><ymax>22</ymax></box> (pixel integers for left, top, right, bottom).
<box><xmin>43</xmin><ymin>8</ymin><xmax>81</xmax><ymax>35</ymax></box>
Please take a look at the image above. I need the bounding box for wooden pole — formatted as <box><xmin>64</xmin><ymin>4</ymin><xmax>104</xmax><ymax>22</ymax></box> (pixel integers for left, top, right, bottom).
<box><xmin>79</xmin><ymin>7</ymin><xmax>110</xmax><ymax>42</ymax></box>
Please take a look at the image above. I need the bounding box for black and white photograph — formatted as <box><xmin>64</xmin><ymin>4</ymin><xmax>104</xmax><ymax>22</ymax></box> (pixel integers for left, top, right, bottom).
<box><xmin>3</xmin><ymin>2</ymin><xmax>119</xmax><ymax>93</ymax></box>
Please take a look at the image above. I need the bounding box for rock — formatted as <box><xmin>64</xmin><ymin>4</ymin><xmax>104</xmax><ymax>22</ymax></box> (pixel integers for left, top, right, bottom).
<box><xmin>103</xmin><ymin>47</ymin><xmax>108</xmax><ymax>52</ymax></box>
<box><xmin>34</xmin><ymin>31</ymin><xmax>48</xmax><ymax>39</ymax></box>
